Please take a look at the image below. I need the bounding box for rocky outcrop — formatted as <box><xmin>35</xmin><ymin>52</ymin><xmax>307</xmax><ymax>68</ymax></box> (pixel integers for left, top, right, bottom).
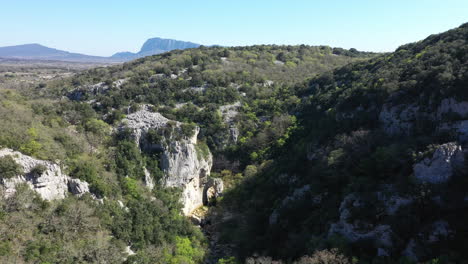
<box><xmin>204</xmin><ymin>178</ymin><xmax>224</xmax><ymax>204</ymax></box>
<box><xmin>379</xmin><ymin>96</ymin><xmax>468</xmax><ymax>138</ymax></box>
<box><xmin>413</xmin><ymin>143</ymin><xmax>465</xmax><ymax>184</ymax></box>
<box><xmin>0</xmin><ymin>148</ymin><xmax>89</xmax><ymax>200</ymax></box>
<box><xmin>144</xmin><ymin>168</ymin><xmax>155</xmax><ymax>190</ymax></box>
<box><xmin>68</xmin><ymin>79</ymin><xmax>127</xmax><ymax>101</ymax></box>
<box><xmin>122</xmin><ymin>107</ymin><xmax>221</xmax><ymax>215</ymax></box>
<box><xmin>379</xmin><ymin>103</ymin><xmax>420</xmax><ymax>135</ymax></box>
<box><xmin>68</xmin><ymin>178</ymin><xmax>90</xmax><ymax>195</ymax></box>
<box><xmin>437</xmin><ymin>98</ymin><xmax>468</xmax><ymax>119</ymax></box>
<box><xmin>328</xmin><ymin>194</ymin><xmax>394</xmax><ymax>255</ymax></box>
<box><xmin>220</xmin><ymin>102</ymin><xmax>241</xmax><ymax>144</ymax></box>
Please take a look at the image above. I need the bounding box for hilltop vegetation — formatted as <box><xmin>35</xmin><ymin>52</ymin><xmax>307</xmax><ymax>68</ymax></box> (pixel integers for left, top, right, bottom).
<box><xmin>214</xmin><ymin>23</ymin><xmax>468</xmax><ymax>263</ymax></box>
<box><xmin>0</xmin><ymin>44</ymin><xmax>374</xmax><ymax>263</ymax></box>
<box><xmin>1</xmin><ymin>23</ymin><xmax>467</xmax><ymax>263</ymax></box>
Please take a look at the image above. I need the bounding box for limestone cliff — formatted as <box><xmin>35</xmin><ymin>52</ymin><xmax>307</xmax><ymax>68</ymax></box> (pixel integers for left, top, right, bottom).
<box><xmin>122</xmin><ymin>107</ymin><xmax>222</xmax><ymax>215</ymax></box>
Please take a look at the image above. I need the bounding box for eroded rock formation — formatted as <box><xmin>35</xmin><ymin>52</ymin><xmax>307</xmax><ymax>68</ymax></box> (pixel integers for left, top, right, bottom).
<box><xmin>122</xmin><ymin>107</ymin><xmax>222</xmax><ymax>215</ymax></box>
<box><xmin>0</xmin><ymin>148</ymin><xmax>89</xmax><ymax>200</ymax></box>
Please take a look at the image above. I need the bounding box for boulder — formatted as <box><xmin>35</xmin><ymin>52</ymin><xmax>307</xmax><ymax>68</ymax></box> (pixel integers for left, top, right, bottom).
<box><xmin>413</xmin><ymin>143</ymin><xmax>465</xmax><ymax>184</ymax></box>
<box><xmin>68</xmin><ymin>178</ymin><xmax>90</xmax><ymax>196</ymax></box>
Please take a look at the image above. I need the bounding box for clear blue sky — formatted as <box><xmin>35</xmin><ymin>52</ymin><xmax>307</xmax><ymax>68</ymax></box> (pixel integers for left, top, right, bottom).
<box><xmin>1</xmin><ymin>0</ymin><xmax>467</xmax><ymax>56</ymax></box>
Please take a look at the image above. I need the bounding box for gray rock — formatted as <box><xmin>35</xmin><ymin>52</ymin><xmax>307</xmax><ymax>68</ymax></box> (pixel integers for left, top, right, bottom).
<box><xmin>377</xmin><ymin>190</ymin><xmax>413</xmax><ymax>215</ymax></box>
<box><xmin>190</xmin><ymin>214</ymin><xmax>202</xmax><ymax>226</ymax></box>
<box><xmin>379</xmin><ymin>103</ymin><xmax>419</xmax><ymax>135</ymax></box>
<box><xmin>0</xmin><ymin>148</ymin><xmax>90</xmax><ymax>200</ymax></box>
<box><xmin>204</xmin><ymin>178</ymin><xmax>224</xmax><ymax>204</ymax></box>
<box><xmin>413</xmin><ymin>143</ymin><xmax>465</xmax><ymax>184</ymax></box>
<box><xmin>68</xmin><ymin>82</ymin><xmax>110</xmax><ymax>101</ymax></box>
<box><xmin>328</xmin><ymin>194</ymin><xmax>393</xmax><ymax>249</ymax></box>
<box><xmin>229</xmin><ymin>126</ymin><xmax>239</xmax><ymax>143</ymax></box>
<box><xmin>122</xmin><ymin>108</ymin><xmax>218</xmax><ymax>215</ymax></box>
<box><xmin>144</xmin><ymin>168</ymin><xmax>154</xmax><ymax>190</ymax></box>
<box><xmin>68</xmin><ymin>178</ymin><xmax>90</xmax><ymax>196</ymax></box>
<box><xmin>113</xmin><ymin>78</ymin><xmax>128</xmax><ymax>88</ymax></box>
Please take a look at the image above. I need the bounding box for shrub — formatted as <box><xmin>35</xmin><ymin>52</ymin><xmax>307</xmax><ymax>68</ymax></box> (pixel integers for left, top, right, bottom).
<box><xmin>294</xmin><ymin>249</ymin><xmax>350</xmax><ymax>264</ymax></box>
<box><xmin>181</xmin><ymin>123</ymin><xmax>196</xmax><ymax>138</ymax></box>
<box><xmin>30</xmin><ymin>164</ymin><xmax>47</xmax><ymax>175</ymax></box>
<box><xmin>0</xmin><ymin>155</ymin><xmax>23</xmax><ymax>179</ymax></box>
<box><xmin>195</xmin><ymin>141</ymin><xmax>210</xmax><ymax>161</ymax></box>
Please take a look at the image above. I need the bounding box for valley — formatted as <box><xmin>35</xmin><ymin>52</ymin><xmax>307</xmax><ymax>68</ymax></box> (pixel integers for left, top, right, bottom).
<box><xmin>0</xmin><ymin>22</ymin><xmax>467</xmax><ymax>264</ymax></box>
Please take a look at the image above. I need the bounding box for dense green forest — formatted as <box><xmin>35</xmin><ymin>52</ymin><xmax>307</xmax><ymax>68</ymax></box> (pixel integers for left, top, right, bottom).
<box><xmin>0</xmin><ymin>23</ymin><xmax>467</xmax><ymax>264</ymax></box>
<box><xmin>214</xmin><ymin>23</ymin><xmax>468</xmax><ymax>263</ymax></box>
<box><xmin>0</xmin><ymin>44</ymin><xmax>374</xmax><ymax>263</ymax></box>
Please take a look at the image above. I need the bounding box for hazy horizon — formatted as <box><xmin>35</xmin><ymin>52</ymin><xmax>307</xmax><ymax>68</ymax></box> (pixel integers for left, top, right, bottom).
<box><xmin>1</xmin><ymin>0</ymin><xmax>467</xmax><ymax>56</ymax></box>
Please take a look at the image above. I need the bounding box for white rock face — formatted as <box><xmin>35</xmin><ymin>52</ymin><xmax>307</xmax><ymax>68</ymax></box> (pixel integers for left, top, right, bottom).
<box><xmin>0</xmin><ymin>148</ymin><xmax>89</xmax><ymax>200</ymax></box>
<box><xmin>379</xmin><ymin>103</ymin><xmax>420</xmax><ymax>135</ymax></box>
<box><xmin>413</xmin><ymin>143</ymin><xmax>465</xmax><ymax>184</ymax></box>
<box><xmin>379</xmin><ymin>97</ymin><xmax>468</xmax><ymax>138</ymax></box>
<box><xmin>123</xmin><ymin>108</ymin><xmax>219</xmax><ymax>215</ymax></box>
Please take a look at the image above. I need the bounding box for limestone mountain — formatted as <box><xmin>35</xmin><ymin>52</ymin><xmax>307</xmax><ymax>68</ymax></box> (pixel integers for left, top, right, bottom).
<box><xmin>111</xmin><ymin>37</ymin><xmax>201</xmax><ymax>59</ymax></box>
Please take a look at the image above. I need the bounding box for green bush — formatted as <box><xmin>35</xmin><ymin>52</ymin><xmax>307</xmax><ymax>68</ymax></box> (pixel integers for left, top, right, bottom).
<box><xmin>0</xmin><ymin>155</ymin><xmax>23</xmax><ymax>179</ymax></box>
<box><xmin>30</xmin><ymin>164</ymin><xmax>47</xmax><ymax>175</ymax></box>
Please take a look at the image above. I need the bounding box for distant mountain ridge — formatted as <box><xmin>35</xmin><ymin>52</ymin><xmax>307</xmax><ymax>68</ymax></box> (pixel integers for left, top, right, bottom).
<box><xmin>0</xmin><ymin>38</ymin><xmax>202</xmax><ymax>63</ymax></box>
<box><xmin>0</xmin><ymin>43</ymin><xmax>114</xmax><ymax>63</ymax></box>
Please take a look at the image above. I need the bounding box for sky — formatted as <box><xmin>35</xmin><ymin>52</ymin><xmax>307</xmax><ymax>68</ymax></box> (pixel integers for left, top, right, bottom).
<box><xmin>0</xmin><ymin>0</ymin><xmax>467</xmax><ymax>56</ymax></box>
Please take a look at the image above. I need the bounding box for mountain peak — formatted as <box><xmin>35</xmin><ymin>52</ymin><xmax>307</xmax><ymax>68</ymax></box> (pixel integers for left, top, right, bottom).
<box><xmin>111</xmin><ymin>37</ymin><xmax>201</xmax><ymax>59</ymax></box>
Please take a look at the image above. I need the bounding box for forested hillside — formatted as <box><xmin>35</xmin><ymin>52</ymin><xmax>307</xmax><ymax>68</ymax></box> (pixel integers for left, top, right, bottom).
<box><xmin>214</xmin><ymin>23</ymin><xmax>468</xmax><ymax>263</ymax></box>
<box><xmin>1</xmin><ymin>22</ymin><xmax>467</xmax><ymax>264</ymax></box>
<box><xmin>0</xmin><ymin>45</ymin><xmax>375</xmax><ymax>263</ymax></box>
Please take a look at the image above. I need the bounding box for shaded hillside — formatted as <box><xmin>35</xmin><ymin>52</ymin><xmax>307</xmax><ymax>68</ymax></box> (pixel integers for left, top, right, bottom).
<box><xmin>215</xmin><ymin>23</ymin><xmax>468</xmax><ymax>263</ymax></box>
